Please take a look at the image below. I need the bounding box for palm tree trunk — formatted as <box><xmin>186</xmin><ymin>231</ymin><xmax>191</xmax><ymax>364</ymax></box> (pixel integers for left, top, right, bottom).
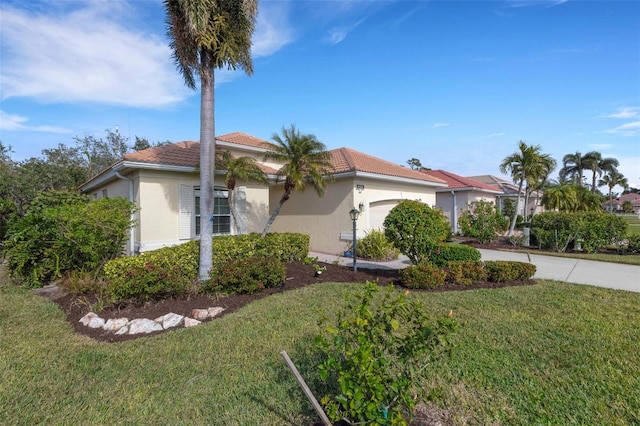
<box><xmin>261</xmin><ymin>191</ymin><xmax>290</xmax><ymax>237</ymax></box>
<box><xmin>507</xmin><ymin>178</ymin><xmax>524</xmax><ymax>237</ymax></box>
<box><xmin>198</xmin><ymin>65</ymin><xmax>215</xmax><ymax>282</ymax></box>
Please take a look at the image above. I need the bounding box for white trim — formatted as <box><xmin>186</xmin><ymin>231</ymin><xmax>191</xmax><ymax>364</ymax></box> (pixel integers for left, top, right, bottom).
<box><xmin>331</xmin><ymin>171</ymin><xmax>447</xmax><ymax>187</ymax></box>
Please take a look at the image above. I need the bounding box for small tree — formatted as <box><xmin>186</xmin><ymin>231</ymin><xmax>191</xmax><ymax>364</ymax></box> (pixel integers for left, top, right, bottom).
<box><xmin>458</xmin><ymin>200</ymin><xmax>508</xmax><ymax>244</ymax></box>
<box><xmin>383</xmin><ymin>199</ymin><xmax>450</xmax><ymax>264</ymax></box>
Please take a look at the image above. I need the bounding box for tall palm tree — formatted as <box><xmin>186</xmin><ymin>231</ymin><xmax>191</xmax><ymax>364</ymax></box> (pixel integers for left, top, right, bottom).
<box><xmin>215</xmin><ymin>150</ymin><xmax>268</xmax><ymax>234</ymax></box>
<box><xmin>583</xmin><ymin>151</ymin><xmax>620</xmax><ymax>193</ymax></box>
<box><xmin>261</xmin><ymin>125</ymin><xmax>334</xmax><ymax>237</ymax></box>
<box><xmin>499</xmin><ymin>141</ymin><xmax>551</xmax><ymax>235</ymax></box>
<box><xmin>599</xmin><ymin>170</ymin><xmax>628</xmax><ymax>212</ymax></box>
<box><xmin>559</xmin><ymin>151</ymin><xmax>588</xmax><ymax>186</ymax></box>
<box><xmin>164</xmin><ymin>0</ymin><xmax>257</xmax><ymax>280</ymax></box>
<box><xmin>541</xmin><ymin>182</ymin><xmax>578</xmax><ymax>212</ymax></box>
<box><xmin>524</xmin><ymin>154</ymin><xmax>556</xmax><ymax>219</ymax></box>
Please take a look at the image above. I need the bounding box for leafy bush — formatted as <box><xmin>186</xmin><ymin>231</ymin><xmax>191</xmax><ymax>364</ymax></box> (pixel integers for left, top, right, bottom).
<box><xmin>626</xmin><ymin>234</ymin><xmax>640</xmax><ymax>254</ymax></box>
<box><xmin>206</xmin><ymin>255</ymin><xmax>286</xmax><ymax>295</ymax></box>
<box><xmin>3</xmin><ymin>193</ymin><xmax>134</xmax><ymax>287</ymax></box>
<box><xmin>315</xmin><ymin>283</ymin><xmax>458</xmax><ymax>425</ymax></box>
<box><xmin>532</xmin><ymin>211</ymin><xmax>627</xmax><ymax>253</ymax></box>
<box><xmin>102</xmin><ymin>241</ymin><xmax>200</xmax><ymax>302</ymax></box>
<box><xmin>445</xmin><ymin>260</ymin><xmax>487</xmax><ymax>285</ymax></box>
<box><xmin>430</xmin><ymin>243</ymin><xmax>481</xmax><ymax>267</ymax></box>
<box><xmin>384</xmin><ymin>200</ymin><xmax>451</xmax><ymax>265</ymax></box>
<box><xmin>0</xmin><ymin>198</ymin><xmax>17</xmax><ymax>243</ymax></box>
<box><xmin>400</xmin><ymin>261</ymin><xmax>447</xmax><ymax>289</ymax></box>
<box><xmin>484</xmin><ymin>261</ymin><xmax>536</xmax><ymax>282</ymax></box>
<box><xmin>357</xmin><ymin>229</ymin><xmax>399</xmax><ymax>261</ymax></box>
<box><xmin>458</xmin><ymin>200</ymin><xmax>508</xmax><ymax>244</ymax></box>
<box><xmin>210</xmin><ymin>232</ymin><xmax>310</xmax><ymax>266</ymax></box>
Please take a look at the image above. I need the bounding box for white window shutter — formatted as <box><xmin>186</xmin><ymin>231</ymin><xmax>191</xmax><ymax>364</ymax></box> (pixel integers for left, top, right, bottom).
<box><xmin>179</xmin><ymin>184</ymin><xmax>194</xmax><ymax>240</ymax></box>
<box><xmin>235</xmin><ymin>186</ymin><xmax>247</xmax><ymax>234</ymax></box>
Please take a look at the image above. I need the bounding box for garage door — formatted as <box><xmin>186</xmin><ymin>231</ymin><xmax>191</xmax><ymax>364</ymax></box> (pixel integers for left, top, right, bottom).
<box><xmin>369</xmin><ymin>200</ymin><xmax>398</xmax><ymax>230</ymax></box>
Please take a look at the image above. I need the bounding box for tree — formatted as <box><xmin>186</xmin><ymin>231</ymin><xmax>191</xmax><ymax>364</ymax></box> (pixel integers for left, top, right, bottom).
<box><xmin>75</xmin><ymin>129</ymin><xmax>129</xmax><ymax>178</ymax></box>
<box><xmin>407</xmin><ymin>158</ymin><xmax>422</xmax><ymax>170</ymax></box>
<box><xmin>131</xmin><ymin>136</ymin><xmax>152</xmax><ymax>151</ymax></box>
<box><xmin>165</xmin><ymin>0</ymin><xmax>257</xmax><ymax>281</ymax></box>
<box><xmin>559</xmin><ymin>151</ymin><xmax>588</xmax><ymax>186</ymax></box>
<box><xmin>215</xmin><ymin>150</ymin><xmax>268</xmax><ymax>234</ymax></box>
<box><xmin>599</xmin><ymin>170</ymin><xmax>628</xmax><ymax>212</ymax></box>
<box><xmin>583</xmin><ymin>151</ymin><xmax>619</xmax><ymax>193</ymax></box>
<box><xmin>523</xmin><ymin>153</ymin><xmax>556</xmax><ymax>219</ymax></box>
<box><xmin>499</xmin><ymin>141</ymin><xmax>552</xmax><ymax>235</ymax></box>
<box><xmin>541</xmin><ymin>182</ymin><xmax>579</xmax><ymax>212</ymax></box>
<box><xmin>261</xmin><ymin>125</ymin><xmax>334</xmax><ymax>236</ymax></box>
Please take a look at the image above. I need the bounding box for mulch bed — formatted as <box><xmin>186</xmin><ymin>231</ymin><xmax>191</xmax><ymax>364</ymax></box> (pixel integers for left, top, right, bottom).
<box><xmin>49</xmin><ymin>258</ymin><xmax>535</xmax><ymax>343</ymax></box>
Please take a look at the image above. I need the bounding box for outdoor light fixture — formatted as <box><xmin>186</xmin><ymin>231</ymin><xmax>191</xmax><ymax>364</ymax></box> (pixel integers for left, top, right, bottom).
<box><xmin>356</xmin><ymin>184</ymin><xmax>365</xmax><ymax>193</ymax></box>
<box><xmin>358</xmin><ymin>201</ymin><xmax>364</xmax><ymax>212</ymax></box>
<box><xmin>349</xmin><ymin>207</ymin><xmax>360</xmax><ymax>273</ymax></box>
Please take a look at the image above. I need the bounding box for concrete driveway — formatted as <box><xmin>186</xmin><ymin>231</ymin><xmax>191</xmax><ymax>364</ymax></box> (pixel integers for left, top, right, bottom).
<box><xmin>310</xmin><ymin>249</ymin><xmax>640</xmax><ymax>293</ymax></box>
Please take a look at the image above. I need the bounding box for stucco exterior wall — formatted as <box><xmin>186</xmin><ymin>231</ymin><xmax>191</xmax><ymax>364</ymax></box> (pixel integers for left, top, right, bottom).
<box><xmin>268</xmin><ymin>176</ymin><xmax>439</xmax><ymax>254</ymax></box>
<box><xmin>435</xmin><ymin>191</ymin><xmax>498</xmax><ymax>233</ymax></box>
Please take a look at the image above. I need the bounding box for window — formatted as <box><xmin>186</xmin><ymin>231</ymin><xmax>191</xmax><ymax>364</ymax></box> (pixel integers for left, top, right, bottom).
<box><xmin>194</xmin><ymin>187</ymin><xmax>231</xmax><ymax>235</ymax></box>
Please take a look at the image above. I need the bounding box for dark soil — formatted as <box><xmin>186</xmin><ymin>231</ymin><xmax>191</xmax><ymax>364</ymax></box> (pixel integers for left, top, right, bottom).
<box><xmin>50</xmin><ymin>254</ymin><xmax>535</xmax><ymax>344</ymax></box>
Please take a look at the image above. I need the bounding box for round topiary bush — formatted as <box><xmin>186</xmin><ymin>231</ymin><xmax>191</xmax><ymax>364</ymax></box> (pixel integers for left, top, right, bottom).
<box><xmin>400</xmin><ymin>261</ymin><xmax>447</xmax><ymax>289</ymax></box>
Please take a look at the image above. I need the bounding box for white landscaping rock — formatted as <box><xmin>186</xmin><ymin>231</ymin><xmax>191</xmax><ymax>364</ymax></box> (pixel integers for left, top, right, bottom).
<box><xmin>184</xmin><ymin>317</ymin><xmax>201</xmax><ymax>328</ymax></box>
<box><xmin>207</xmin><ymin>307</ymin><xmax>225</xmax><ymax>318</ymax></box>
<box><xmin>191</xmin><ymin>308</ymin><xmax>209</xmax><ymax>320</ymax></box>
<box><xmin>79</xmin><ymin>312</ymin><xmax>105</xmax><ymax>329</ymax></box>
<box><xmin>155</xmin><ymin>313</ymin><xmax>184</xmax><ymax>329</ymax></box>
<box><xmin>115</xmin><ymin>325</ymin><xmax>130</xmax><ymax>335</ymax></box>
<box><xmin>103</xmin><ymin>318</ymin><xmax>129</xmax><ymax>332</ymax></box>
<box><xmin>127</xmin><ymin>318</ymin><xmax>163</xmax><ymax>334</ymax></box>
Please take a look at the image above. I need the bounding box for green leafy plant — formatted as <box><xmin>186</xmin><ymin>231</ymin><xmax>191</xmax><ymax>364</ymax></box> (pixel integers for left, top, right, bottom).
<box><xmin>445</xmin><ymin>260</ymin><xmax>487</xmax><ymax>285</ymax></box>
<box><xmin>429</xmin><ymin>243</ymin><xmax>481</xmax><ymax>267</ymax></box>
<box><xmin>315</xmin><ymin>282</ymin><xmax>458</xmax><ymax>425</ymax></box>
<box><xmin>207</xmin><ymin>255</ymin><xmax>286</xmax><ymax>295</ymax></box>
<box><xmin>625</xmin><ymin>234</ymin><xmax>640</xmax><ymax>254</ymax></box>
<box><xmin>357</xmin><ymin>229</ymin><xmax>400</xmax><ymax>261</ymax></box>
<box><xmin>384</xmin><ymin>200</ymin><xmax>451</xmax><ymax>265</ymax></box>
<box><xmin>458</xmin><ymin>200</ymin><xmax>509</xmax><ymax>244</ymax></box>
<box><xmin>400</xmin><ymin>261</ymin><xmax>447</xmax><ymax>289</ymax></box>
<box><xmin>484</xmin><ymin>261</ymin><xmax>536</xmax><ymax>282</ymax></box>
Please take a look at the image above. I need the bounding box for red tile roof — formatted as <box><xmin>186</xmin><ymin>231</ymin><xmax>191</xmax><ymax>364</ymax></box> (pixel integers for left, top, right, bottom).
<box><xmin>122</xmin><ymin>134</ymin><xmax>445</xmax><ymax>185</ymax></box>
<box><xmin>422</xmin><ymin>170</ymin><xmax>502</xmax><ymax>193</ymax></box>
<box><xmin>328</xmin><ymin>147</ymin><xmax>446</xmax><ymax>184</ymax></box>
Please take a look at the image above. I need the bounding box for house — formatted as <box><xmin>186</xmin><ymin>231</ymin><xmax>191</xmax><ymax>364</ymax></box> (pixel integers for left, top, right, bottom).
<box><xmin>79</xmin><ymin>132</ymin><xmax>446</xmax><ymax>255</ymax></box>
<box><xmin>604</xmin><ymin>192</ymin><xmax>640</xmax><ymax>214</ymax></box>
<box><xmin>468</xmin><ymin>174</ymin><xmax>543</xmax><ymax>218</ymax></box>
<box><xmin>420</xmin><ymin>170</ymin><xmax>503</xmax><ymax>234</ymax></box>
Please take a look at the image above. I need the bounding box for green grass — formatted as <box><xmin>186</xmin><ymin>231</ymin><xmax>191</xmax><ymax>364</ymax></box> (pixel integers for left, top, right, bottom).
<box><xmin>2</xmin><ymin>280</ymin><xmax>639</xmax><ymax>425</ymax></box>
<box><xmin>620</xmin><ymin>213</ymin><xmax>640</xmax><ymax>237</ymax></box>
<box><xmin>519</xmin><ymin>249</ymin><xmax>640</xmax><ymax>266</ymax></box>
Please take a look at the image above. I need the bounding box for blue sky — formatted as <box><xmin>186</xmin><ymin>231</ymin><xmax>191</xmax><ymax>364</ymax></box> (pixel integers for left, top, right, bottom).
<box><xmin>1</xmin><ymin>0</ymin><xmax>639</xmax><ymax>190</ymax></box>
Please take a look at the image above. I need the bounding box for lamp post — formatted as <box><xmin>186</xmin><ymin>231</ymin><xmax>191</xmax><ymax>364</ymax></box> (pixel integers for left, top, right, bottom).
<box><xmin>349</xmin><ymin>207</ymin><xmax>360</xmax><ymax>273</ymax></box>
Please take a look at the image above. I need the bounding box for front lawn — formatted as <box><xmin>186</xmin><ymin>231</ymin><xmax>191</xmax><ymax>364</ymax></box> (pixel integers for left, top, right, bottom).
<box><xmin>1</xmin><ymin>280</ymin><xmax>639</xmax><ymax>425</ymax></box>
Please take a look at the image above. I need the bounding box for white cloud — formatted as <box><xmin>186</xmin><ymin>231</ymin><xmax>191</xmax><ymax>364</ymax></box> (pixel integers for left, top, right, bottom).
<box><xmin>615</xmin><ymin>156</ymin><xmax>640</xmax><ymax>190</ymax></box>
<box><xmin>603</xmin><ymin>121</ymin><xmax>640</xmax><ymax>137</ymax></box>
<box><xmin>0</xmin><ymin>110</ymin><xmax>72</xmax><ymax>134</ymax></box>
<box><xmin>0</xmin><ymin>1</ymin><xmax>188</xmax><ymax>108</ymax></box>
<box><xmin>326</xmin><ymin>19</ymin><xmax>364</xmax><ymax>45</ymax></box>
<box><xmin>253</xmin><ymin>2</ymin><xmax>294</xmax><ymax>58</ymax></box>
<box><xmin>597</xmin><ymin>107</ymin><xmax>639</xmax><ymax>119</ymax></box>
<box><xmin>433</xmin><ymin>122</ymin><xmax>450</xmax><ymax>128</ymax></box>
<box><xmin>487</xmin><ymin>132</ymin><xmax>506</xmax><ymax>137</ymax></box>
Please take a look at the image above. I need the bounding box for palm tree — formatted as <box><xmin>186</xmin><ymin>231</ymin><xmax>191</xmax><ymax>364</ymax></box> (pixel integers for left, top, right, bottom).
<box><xmin>524</xmin><ymin>154</ymin><xmax>556</xmax><ymax>218</ymax></box>
<box><xmin>583</xmin><ymin>151</ymin><xmax>620</xmax><ymax>193</ymax></box>
<box><xmin>499</xmin><ymin>141</ymin><xmax>551</xmax><ymax>235</ymax></box>
<box><xmin>559</xmin><ymin>151</ymin><xmax>588</xmax><ymax>186</ymax></box>
<box><xmin>215</xmin><ymin>150</ymin><xmax>268</xmax><ymax>234</ymax></box>
<box><xmin>599</xmin><ymin>170</ymin><xmax>628</xmax><ymax>212</ymax></box>
<box><xmin>541</xmin><ymin>182</ymin><xmax>578</xmax><ymax>212</ymax></box>
<box><xmin>261</xmin><ymin>125</ymin><xmax>334</xmax><ymax>237</ymax></box>
<box><xmin>164</xmin><ymin>0</ymin><xmax>257</xmax><ymax>281</ymax></box>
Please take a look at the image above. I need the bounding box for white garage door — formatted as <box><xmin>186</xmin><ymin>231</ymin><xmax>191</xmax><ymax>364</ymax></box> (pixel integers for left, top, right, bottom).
<box><xmin>369</xmin><ymin>200</ymin><xmax>398</xmax><ymax>230</ymax></box>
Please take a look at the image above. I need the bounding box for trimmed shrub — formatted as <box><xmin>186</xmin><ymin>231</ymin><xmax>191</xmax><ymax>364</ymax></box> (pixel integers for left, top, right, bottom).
<box><xmin>430</xmin><ymin>243</ymin><xmax>481</xmax><ymax>267</ymax></box>
<box><xmin>102</xmin><ymin>240</ymin><xmax>200</xmax><ymax>302</ymax></box>
<box><xmin>384</xmin><ymin>200</ymin><xmax>451</xmax><ymax>265</ymax></box>
<box><xmin>484</xmin><ymin>261</ymin><xmax>536</xmax><ymax>282</ymax></box>
<box><xmin>400</xmin><ymin>261</ymin><xmax>447</xmax><ymax>289</ymax></box>
<box><xmin>458</xmin><ymin>200</ymin><xmax>508</xmax><ymax>244</ymax></box>
<box><xmin>626</xmin><ymin>234</ymin><xmax>640</xmax><ymax>254</ymax></box>
<box><xmin>316</xmin><ymin>282</ymin><xmax>458</xmax><ymax>425</ymax></box>
<box><xmin>445</xmin><ymin>260</ymin><xmax>487</xmax><ymax>285</ymax></box>
<box><xmin>356</xmin><ymin>229</ymin><xmax>399</xmax><ymax>261</ymax></box>
<box><xmin>206</xmin><ymin>255</ymin><xmax>286</xmax><ymax>294</ymax></box>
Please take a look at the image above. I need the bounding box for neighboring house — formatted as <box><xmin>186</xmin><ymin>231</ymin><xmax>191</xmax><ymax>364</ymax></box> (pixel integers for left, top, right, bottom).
<box><xmin>604</xmin><ymin>192</ymin><xmax>640</xmax><ymax>213</ymax></box>
<box><xmin>421</xmin><ymin>170</ymin><xmax>503</xmax><ymax>234</ymax></box>
<box><xmin>79</xmin><ymin>132</ymin><xmax>446</xmax><ymax>255</ymax></box>
<box><xmin>468</xmin><ymin>175</ymin><xmax>542</xmax><ymax>218</ymax></box>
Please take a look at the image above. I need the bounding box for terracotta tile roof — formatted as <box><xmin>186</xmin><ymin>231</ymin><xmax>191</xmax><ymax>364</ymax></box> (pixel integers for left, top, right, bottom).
<box><xmin>468</xmin><ymin>174</ymin><xmax>522</xmax><ymax>195</ymax></box>
<box><xmin>216</xmin><ymin>132</ymin><xmax>272</xmax><ymax>149</ymax></box>
<box><xmin>422</xmin><ymin>170</ymin><xmax>502</xmax><ymax>193</ymax></box>
<box><xmin>328</xmin><ymin>147</ymin><xmax>446</xmax><ymax>185</ymax></box>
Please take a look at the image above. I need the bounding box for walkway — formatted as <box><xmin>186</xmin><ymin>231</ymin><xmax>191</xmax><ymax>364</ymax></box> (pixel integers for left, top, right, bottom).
<box><xmin>309</xmin><ymin>249</ymin><xmax>640</xmax><ymax>293</ymax></box>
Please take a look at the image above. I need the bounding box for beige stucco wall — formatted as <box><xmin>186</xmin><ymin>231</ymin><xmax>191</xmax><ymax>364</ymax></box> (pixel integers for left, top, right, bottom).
<box><xmin>435</xmin><ymin>191</ymin><xmax>498</xmax><ymax>232</ymax></box>
<box><xmin>268</xmin><ymin>176</ymin><xmax>439</xmax><ymax>254</ymax></box>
